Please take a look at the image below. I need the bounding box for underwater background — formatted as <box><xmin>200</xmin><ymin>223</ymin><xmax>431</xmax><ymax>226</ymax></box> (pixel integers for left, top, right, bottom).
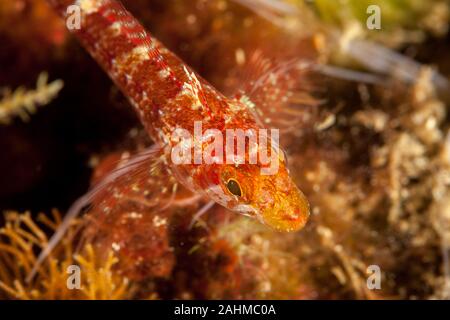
<box><xmin>0</xmin><ymin>0</ymin><xmax>450</xmax><ymax>299</ymax></box>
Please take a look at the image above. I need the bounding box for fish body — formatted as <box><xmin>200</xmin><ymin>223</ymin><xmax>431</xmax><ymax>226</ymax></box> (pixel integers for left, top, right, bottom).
<box><xmin>47</xmin><ymin>0</ymin><xmax>310</xmax><ymax>231</ymax></box>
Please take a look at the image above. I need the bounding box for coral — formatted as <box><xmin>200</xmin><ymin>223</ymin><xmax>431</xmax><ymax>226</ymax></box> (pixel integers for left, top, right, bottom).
<box><xmin>0</xmin><ymin>72</ymin><xmax>63</xmax><ymax>124</ymax></box>
<box><xmin>313</xmin><ymin>0</ymin><xmax>450</xmax><ymax>45</ymax></box>
<box><xmin>283</xmin><ymin>66</ymin><xmax>450</xmax><ymax>299</ymax></box>
<box><xmin>213</xmin><ymin>217</ymin><xmax>316</xmax><ymax>299</ymax></box>
<box><xmin>0</xmin><ymin>211</ymin><xmax>133</xmax><ymax>300</ymax></box>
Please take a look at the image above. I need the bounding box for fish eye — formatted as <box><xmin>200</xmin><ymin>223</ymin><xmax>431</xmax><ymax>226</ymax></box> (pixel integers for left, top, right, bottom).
<box><xmin>226</xmin><ymin>179</ymin><xmax>242</xmax><ymax>197</ymax></box>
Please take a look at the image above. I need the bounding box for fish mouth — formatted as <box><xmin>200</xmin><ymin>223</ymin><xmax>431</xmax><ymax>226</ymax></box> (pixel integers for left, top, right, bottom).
<box><xmin>233</xmin><ymin>204</ymin><xmax>259</xmax><ymax>217</ymax></box>
<box><xmin>232</xmin><ymin>194</ymin><xmax>310</xmax><ymax>232</ymax></box>
<box><xmin>258</xmin><ymin>190</ymin><xmax>310</xmax><ymax>232</ymax></box>
<box><xmin>233</xmin><ymin>203</ymin><xmax>273</xmax><ymax>226</ymax></box>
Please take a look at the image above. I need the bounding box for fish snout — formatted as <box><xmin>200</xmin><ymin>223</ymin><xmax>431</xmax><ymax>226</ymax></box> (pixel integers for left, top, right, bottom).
<box><xmin>258</xmin><ymin>188</ymin><xmax>310</xmax><ymax>232</ymax></box>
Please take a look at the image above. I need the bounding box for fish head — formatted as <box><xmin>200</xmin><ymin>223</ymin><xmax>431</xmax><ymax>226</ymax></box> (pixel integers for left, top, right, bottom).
<box><xmin>201</xmin><ymin>149</ymin><xmax>310</xmax><ymax>232</ymax></box>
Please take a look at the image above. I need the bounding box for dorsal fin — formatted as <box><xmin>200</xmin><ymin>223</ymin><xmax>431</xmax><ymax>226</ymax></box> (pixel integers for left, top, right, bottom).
<box><xmin>229</xmin><ymin>50</ymin><xmax>322</xmax><ymax>134</ymax></box>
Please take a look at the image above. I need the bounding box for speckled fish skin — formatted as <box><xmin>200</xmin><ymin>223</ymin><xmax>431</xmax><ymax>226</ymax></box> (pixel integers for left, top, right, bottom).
<box><xmin>47</xmin><ymin>0</ymin><xmax>310</xmax><ymax>232</ymax></box>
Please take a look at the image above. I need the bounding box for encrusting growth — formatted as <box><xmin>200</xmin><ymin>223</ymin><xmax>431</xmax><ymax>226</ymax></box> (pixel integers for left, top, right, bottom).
<box><xmin>0</xmin><ymin>211</ymin><xmax>131</xmax><ymax>299</ymax></box>
<box><xmin>0</xmin><ymin>72</ymin><xmax>63</xmax><ymax>124</ymax></box>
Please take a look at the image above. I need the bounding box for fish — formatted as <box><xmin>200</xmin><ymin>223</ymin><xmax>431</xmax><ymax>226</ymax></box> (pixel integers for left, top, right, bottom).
<box><xmin>28</xmin><ymin>0</ymin><xmax>312</xmax><ymax>280</ymax></box>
